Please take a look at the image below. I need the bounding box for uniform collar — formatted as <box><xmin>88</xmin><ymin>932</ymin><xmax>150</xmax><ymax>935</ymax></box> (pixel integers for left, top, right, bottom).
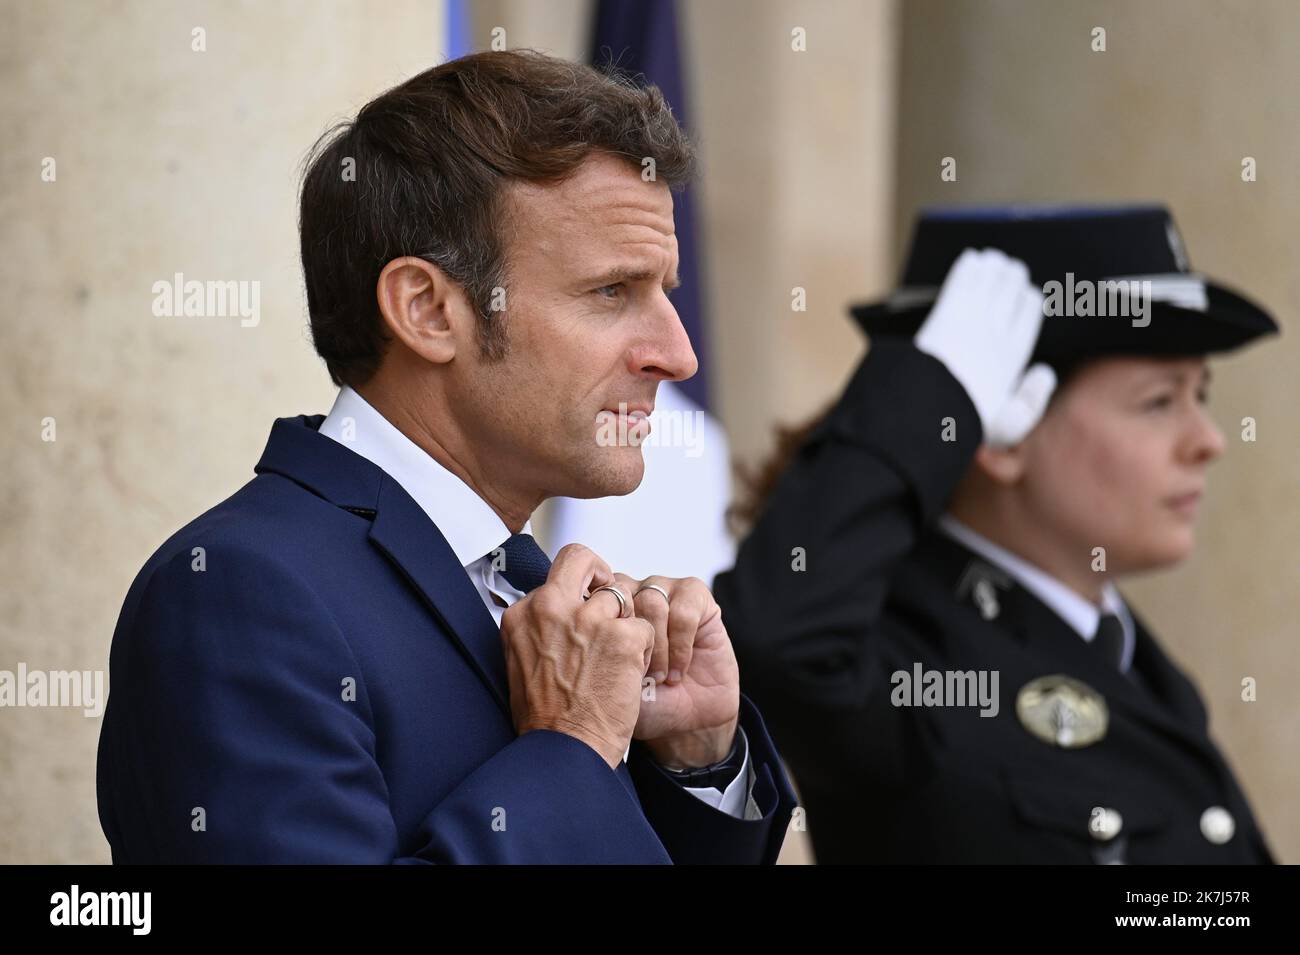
<box><xmin>318</xmin><ymin>385</ymin><xmax>529</xmax><ymax>568</ymax></box>
<box><xmin>937</xmin><ymin>513</ymin><xmax>1134</xmax><ymax>670</ymax></box>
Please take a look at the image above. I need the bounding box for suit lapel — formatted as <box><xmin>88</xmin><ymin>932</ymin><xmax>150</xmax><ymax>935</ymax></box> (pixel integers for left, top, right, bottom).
<box><xmin>255</xmin><ymin>414</ymin><xmax>512</xmax><ymax>720</ymax></box>
<box><xmin>368</xmin><ymin>478</ymin><xmax>512</xmax><ymax>718</ymax></box>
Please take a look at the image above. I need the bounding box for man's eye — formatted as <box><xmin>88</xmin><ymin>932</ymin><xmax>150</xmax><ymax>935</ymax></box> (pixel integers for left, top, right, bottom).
<box><xmin>594</xmin><ymin>284</ymin><xmax>623</xmax><ymax>300</ymax></box>
<box><xmin>1143</xmin><ymin>394</ymin><xmax>1174</xmax><ymax>411</ymax></box>
<box><xmin>1196</xmin><ymin>389</ymin><xmax>1211</xmax><ymax>405</ymax></box>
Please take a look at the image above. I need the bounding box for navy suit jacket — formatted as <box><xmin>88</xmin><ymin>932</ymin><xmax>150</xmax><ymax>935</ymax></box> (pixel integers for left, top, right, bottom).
<box><xmin>97</xmin><ymin>414</ymin><xmax>798</xmax><ymax>863</ymax></box>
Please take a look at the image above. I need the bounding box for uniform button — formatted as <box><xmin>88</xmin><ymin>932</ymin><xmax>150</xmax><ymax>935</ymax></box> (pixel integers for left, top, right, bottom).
<box><xmin>1089</xmin><ymin>806</ymin><xmax>1123</xmax><ymax>842</ymax></box>
<box><xmin>1200</xmin><ymin>806</ymin><xmax>1235</xmax><ymax>845</ymax></box>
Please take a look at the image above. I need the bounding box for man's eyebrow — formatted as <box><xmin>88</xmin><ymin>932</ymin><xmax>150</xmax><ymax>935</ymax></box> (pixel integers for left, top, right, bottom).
<box><xmin>583</xmin><ymin>266</ymin><xmax>681</xmax><ymax>289</ymax></box>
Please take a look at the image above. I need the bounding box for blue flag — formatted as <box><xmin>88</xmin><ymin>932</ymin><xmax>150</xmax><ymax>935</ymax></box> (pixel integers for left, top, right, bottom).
<box><xmin>446</xmin><ymin>0</ymin><xmax>471</xmax><ymax>59</ymax></box>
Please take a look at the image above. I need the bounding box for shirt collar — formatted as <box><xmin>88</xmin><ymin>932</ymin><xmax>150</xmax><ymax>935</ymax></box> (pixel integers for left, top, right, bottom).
<box><xmin>317</xmin><ymin>385</ymin><xmax>529</xmax><ymax>568</ymax></box>
<box><xmin>937</xmin><ymin>513</ymin><xmax>1129</xmax><ymax>642</ymax></box>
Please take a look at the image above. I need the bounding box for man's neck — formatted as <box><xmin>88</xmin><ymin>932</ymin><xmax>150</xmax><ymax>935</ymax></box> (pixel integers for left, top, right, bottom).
<box><xmin>353</xmin><ymin>382</ymin><xmax>539</xmax><ymax>534</ymax></box>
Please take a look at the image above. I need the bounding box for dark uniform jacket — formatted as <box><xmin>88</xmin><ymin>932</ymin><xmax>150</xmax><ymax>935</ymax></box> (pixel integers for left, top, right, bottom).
<box><xmin>714</xmin><ymin>339</ymin><xmax>1274</xmax><ymax>864</ymax></box>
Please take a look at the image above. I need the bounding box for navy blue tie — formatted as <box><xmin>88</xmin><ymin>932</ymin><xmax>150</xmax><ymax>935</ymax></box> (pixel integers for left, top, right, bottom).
<box><xmin>495</xmin><ymin>533</ymin><xmax>552</xmax><ymax>594</ymax></box>
<box><xmin>1092</xmin><ymin>613</ymin><xmax>1126</xmax><ymax>672</ymax></box>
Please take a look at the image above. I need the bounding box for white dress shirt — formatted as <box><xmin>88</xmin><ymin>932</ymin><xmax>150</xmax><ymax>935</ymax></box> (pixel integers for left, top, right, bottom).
<box><xmin>937</xmin><ymin>514</ymin><xmax>1136</xmax><ymax>672</ymax></box>
<box><xmin>318</xmin><ymin>385</ymin><xmax>754</xmax><ymax>817</ymax></box>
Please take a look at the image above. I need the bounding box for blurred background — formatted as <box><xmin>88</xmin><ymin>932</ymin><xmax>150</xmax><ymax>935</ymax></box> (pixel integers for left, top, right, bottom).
<box><xmin>2</xmin><ymin>0</ymin><xmax>1295</xmax><ymax>864</ymax></box>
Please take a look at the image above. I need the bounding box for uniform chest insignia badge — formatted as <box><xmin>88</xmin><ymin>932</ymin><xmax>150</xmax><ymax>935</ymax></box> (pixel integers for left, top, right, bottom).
<box><xmin>1016</xmin><ymin>674</ymin><xmax>1109</xmax><ymax>748</ymax></box>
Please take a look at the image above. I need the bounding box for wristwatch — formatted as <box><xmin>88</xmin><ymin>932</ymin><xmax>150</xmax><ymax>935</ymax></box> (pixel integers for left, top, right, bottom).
<box><xmin>658</xmin><ymin>728</ymin><xmax>747</xmax><ymax>793</ymax></box>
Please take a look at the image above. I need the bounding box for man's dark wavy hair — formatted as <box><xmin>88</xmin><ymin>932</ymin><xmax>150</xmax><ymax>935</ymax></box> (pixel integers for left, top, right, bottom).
<box><xmin>298</xmin><ymin>49</ymin><xmax>696</xmax><ymax>387</ymax></box>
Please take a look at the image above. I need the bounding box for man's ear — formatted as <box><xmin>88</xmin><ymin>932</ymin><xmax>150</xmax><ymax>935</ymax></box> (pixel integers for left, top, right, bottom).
<box><xmin>375</xmin><ymin>256</ymin><xmax>473</xmax><ymax>366</ymax></box>
<box><xmin>972</xmin><ymin>442</ymin><xmax>1029</xmax><ymax>486</ymax></box>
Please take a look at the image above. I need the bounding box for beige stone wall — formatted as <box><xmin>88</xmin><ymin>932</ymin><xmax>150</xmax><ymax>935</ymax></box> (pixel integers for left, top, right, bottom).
<box><xmin>894</xmin><ymin>0</ymin><xmax>1299</xmax><ymax>861</ymax></box>
<box><xmin>0</xmin><ymin>0</ymin><xmax>442</xmax><ymax>863</ymax></box>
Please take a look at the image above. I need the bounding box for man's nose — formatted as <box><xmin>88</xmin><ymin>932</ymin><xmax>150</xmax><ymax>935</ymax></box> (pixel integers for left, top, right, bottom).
<box><xmin>636</xmin><ymin>300</ymin><xmax>699</xmax><ymax>382</ymax></box>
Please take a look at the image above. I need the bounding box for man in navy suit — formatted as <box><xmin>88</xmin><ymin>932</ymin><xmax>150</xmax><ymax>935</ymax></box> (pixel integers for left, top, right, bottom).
<box><xmin>96</xmin><ymin>50</ymin><xmax>801</xmax><ymax>863</ymax></box>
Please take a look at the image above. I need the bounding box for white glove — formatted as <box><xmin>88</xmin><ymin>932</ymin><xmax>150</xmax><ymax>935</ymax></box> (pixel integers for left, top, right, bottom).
<box><xmin>985</xmin><ymin>363</ymin><xmax>1057</xmax><ymax>447</ymax></box>
<box><xmin>913</xmin><ymin>248</ymin><xmax>1057</xmax><ymax>447</ymax></box>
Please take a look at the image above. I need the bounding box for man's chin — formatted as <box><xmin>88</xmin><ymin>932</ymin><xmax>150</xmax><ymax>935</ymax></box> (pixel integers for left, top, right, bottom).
<box><xmin>564</xmin><ymin>450</ymin><xmax>645</xmax><ymax>499</ymax></box>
